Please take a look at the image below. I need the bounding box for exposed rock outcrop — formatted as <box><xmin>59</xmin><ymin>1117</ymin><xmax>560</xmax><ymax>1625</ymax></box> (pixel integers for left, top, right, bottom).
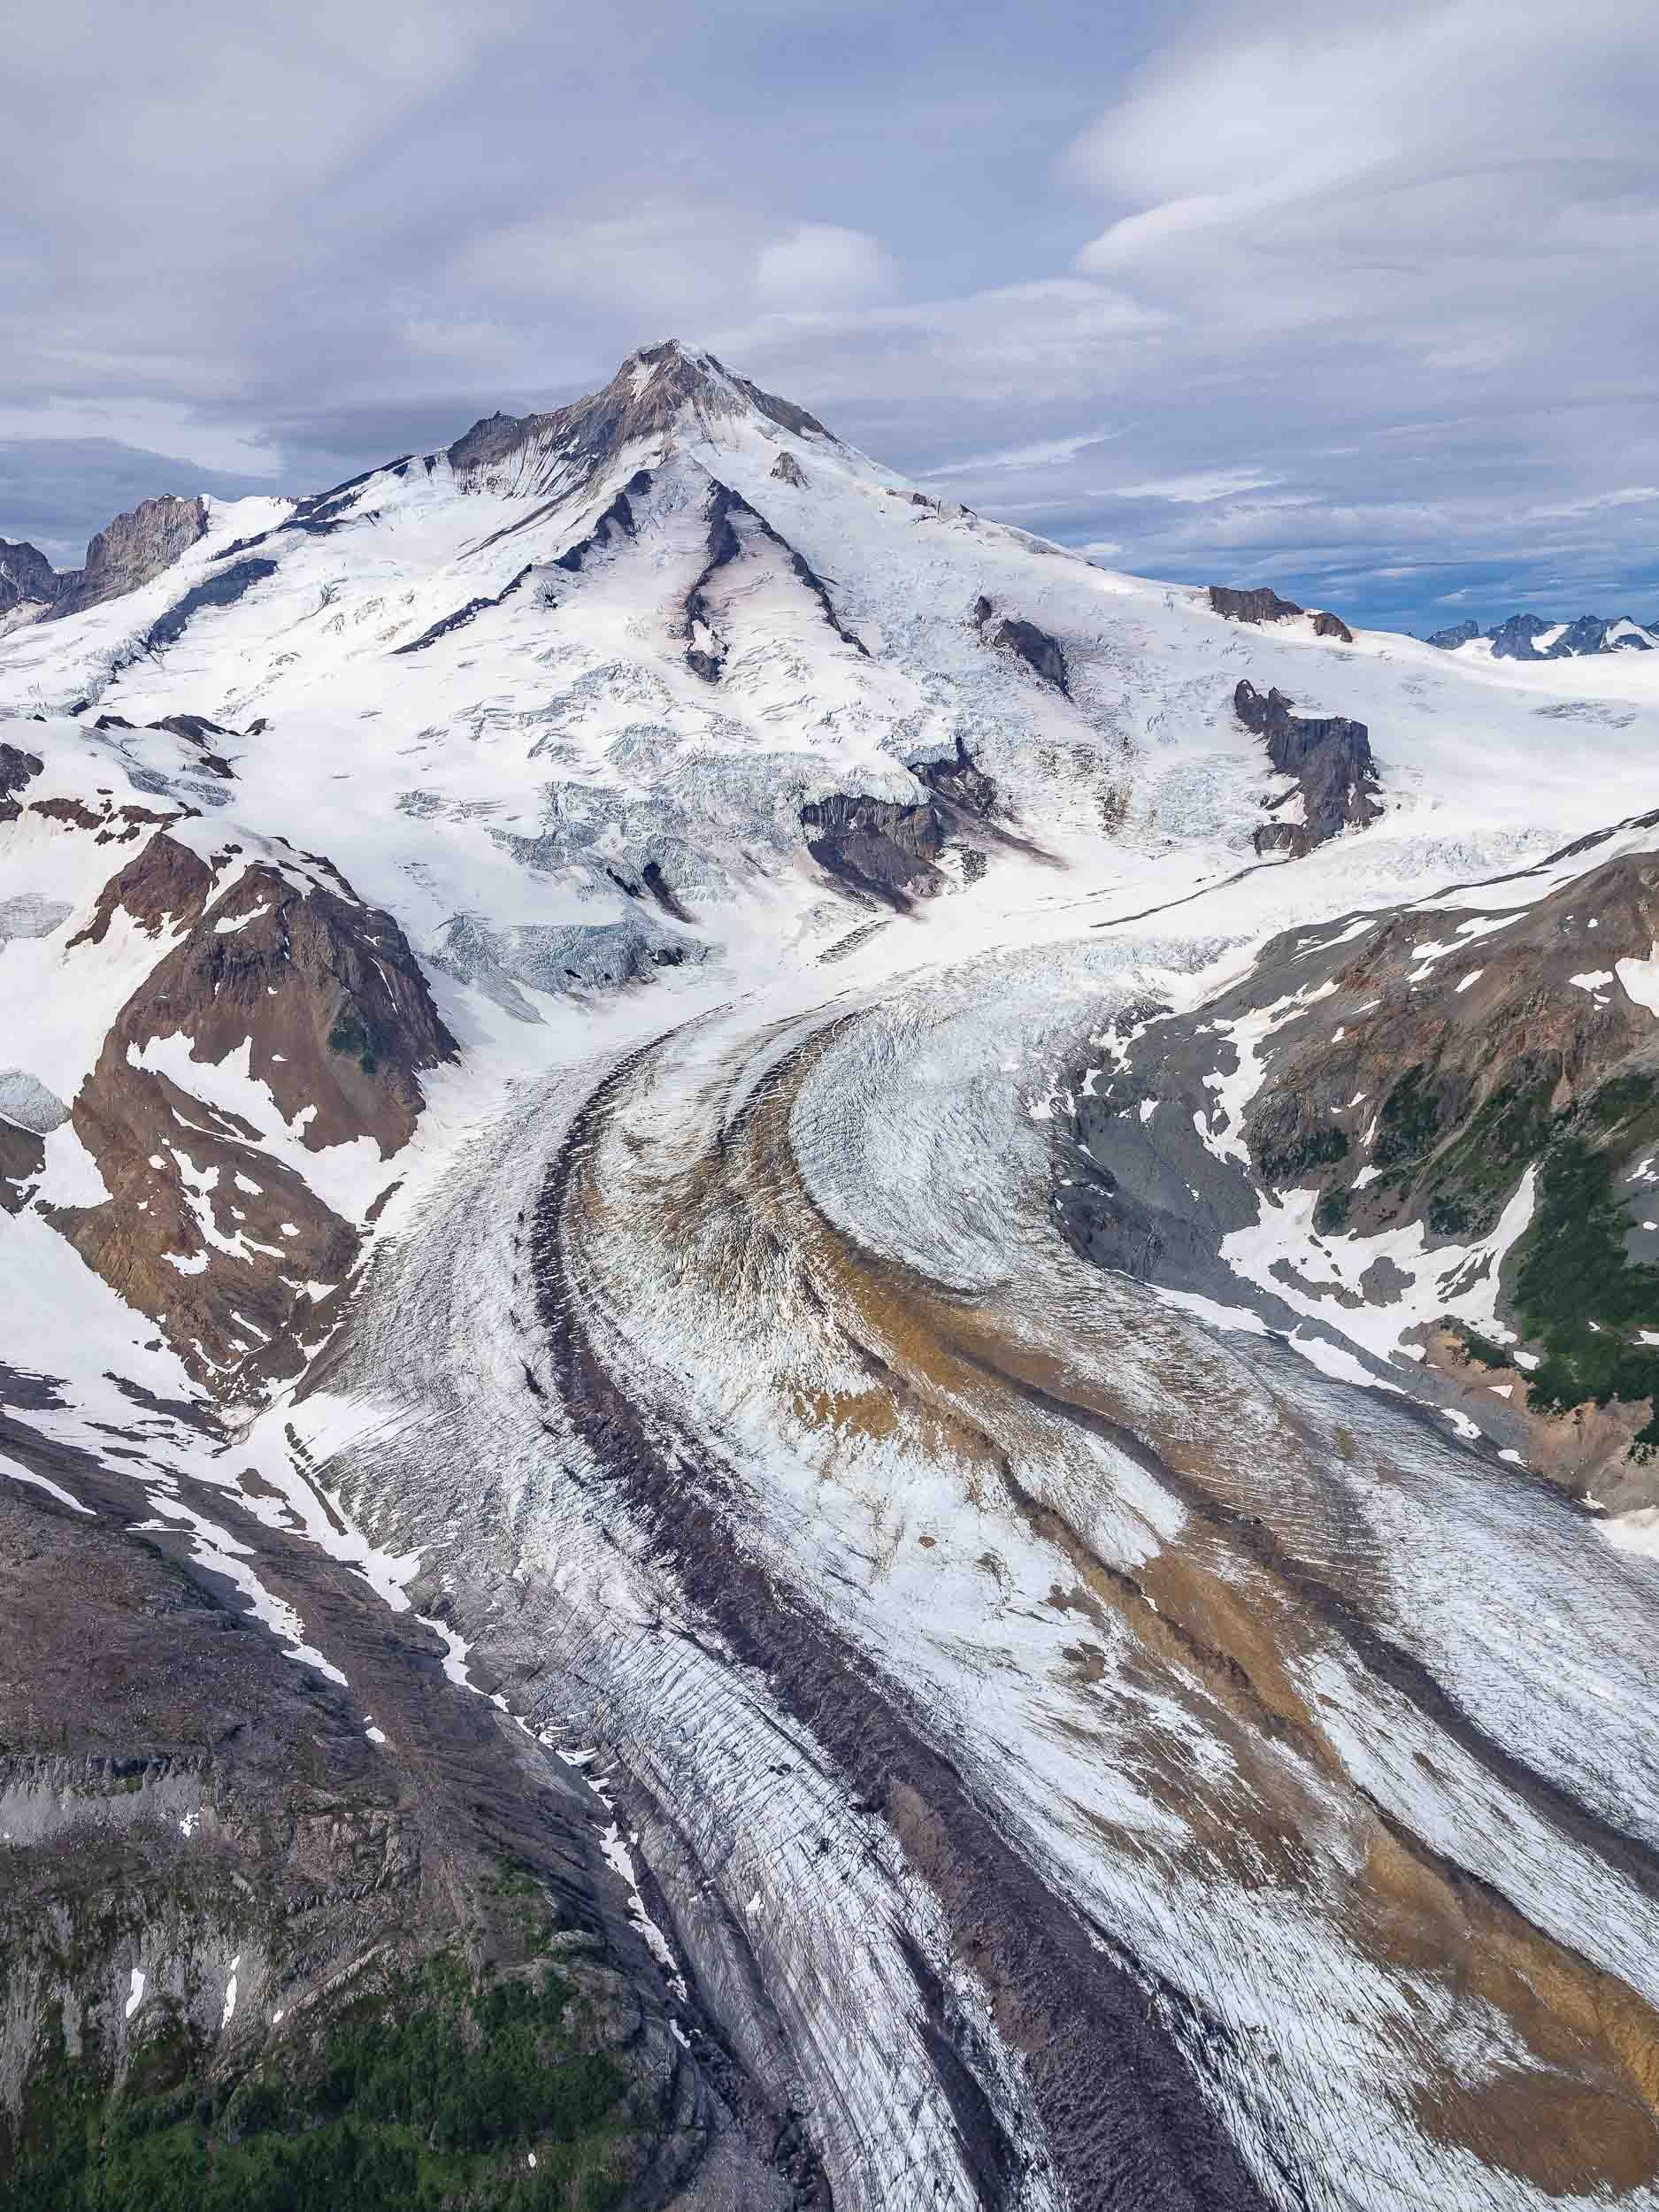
<box><xmin>801</xmin><ymin>791</ymin><xmax>949</xmax><ymax>907</ymax></box>
<box><xmin>0</xmin><ymin>1435</ymin><xmax>817</xmax><ymax>2209</ymax></box>
<box><xmin>0</xmin><ymin>741</ymin><xmax>42</xmax><ymax>819</ymax></box>
<box><xmin>0</xmin><ymin>540</ymin><xmax>64</xmax><ymax>622</ymax></box>
<box><xmin>914</xmin><ymin>735</ymin><xmax>998</xmax><ymax>821</ymax></box>
<box><xmin>0</xmin><ymin>1117</ymin><xmax>43</xmax><ymax>1210</ymax></box>
<box><xmin>553</xmin><ymin>473</ymin><xmax>649</xmax><ymax>572</ymax></box>
<box><xmin>37</xmin><ymin>824</ymin><xmax>457</xmax><ymax>1394</ymax></box>
<box><xmin>1310</xmin><ymin>609</ymin><xmax>1354</xmax><ymax>642</ymax></box>
<box><xmin>50</xmin><ymin>495</ymin><xmax>209</xmax><ymax>619</ymax></box>
<box><xmin>770</xmin><ymin>450</ymin><xmax>807</xmax><ymax>487</ymax></box>
<box><xmin>803</xmin><ymin>743</ymin><xmax>999</xmax><ymax>908</ymax></box>
<box><xmin>684</xmin><ymin>479</ymin><xmax>865</xmax><ymax>682</ymax></box>
<box><xmin>391</xmin><ymin>562</ymin><xmax>534</xmax><ymax>654</ymax></box>
<box><xmin>1209</xmin><ymin>584</ymin><xmax>1303</xmax><ymax>625</ymax></box>
<box><xmin>447</xmin><ymin>340</ymin><xmax>831</xmax><ymax>503</ymax></box>
<box><xmin>1234</xmin><ymin>678</ymin><xmax>1380</xmax><ymax>855</ymax></box>
<box><xmin>142</xmin><ymin>556</ymin><xmax>279</xmax><ymax>653</ymax></box>
<box><xmin>972</xmin><ymin>596</ymin><xmax>1069</xmax><ymax>694</ymax></box>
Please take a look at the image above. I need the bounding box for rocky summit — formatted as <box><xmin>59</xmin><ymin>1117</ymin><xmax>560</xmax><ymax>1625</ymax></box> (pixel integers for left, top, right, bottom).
<box><xmin>8</xmin><ymin>342</ymin><xmax>1659</xmax><ymax>2212</ymax></box>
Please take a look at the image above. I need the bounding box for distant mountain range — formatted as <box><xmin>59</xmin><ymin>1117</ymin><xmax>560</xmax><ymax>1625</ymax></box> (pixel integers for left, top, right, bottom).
<box><xmin>1428</xmin><ymin>609</ymin><xmax>1659</xmax><ymax>657</ymax></box>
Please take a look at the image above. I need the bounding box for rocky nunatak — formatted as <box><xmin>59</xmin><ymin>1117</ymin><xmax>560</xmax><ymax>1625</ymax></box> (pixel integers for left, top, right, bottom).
<box><xmin>1235</xmin><ymin>677</ymin><xmax>1380</xmax><ymax>856</ymax></box>
<box><xmin>1208</xmin><ymin>583</ymin><xmax>1355</xmax><ymax>642</ymax></box>
<box><xmin>802</xmin><ymin>739</ymin><xmax>999</xmax><ymax>908</ymax></box>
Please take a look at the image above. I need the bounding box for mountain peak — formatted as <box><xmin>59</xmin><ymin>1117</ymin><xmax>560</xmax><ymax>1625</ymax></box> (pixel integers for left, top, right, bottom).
<box><xmin>603</xmin><ymin>338</ymin><xmax>830</xmax><ymax>440</ymax></box>
<box><xmin>446</xmin><ymin>340</ymin><xmax>832</xmax><ymax>495</ymax></box>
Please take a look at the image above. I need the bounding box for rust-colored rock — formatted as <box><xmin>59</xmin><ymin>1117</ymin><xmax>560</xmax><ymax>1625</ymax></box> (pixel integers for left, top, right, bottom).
<box><xmin>46</xmin><ymin>831</ymin><xmax>457</xmax><ymax>1394</ymax></box>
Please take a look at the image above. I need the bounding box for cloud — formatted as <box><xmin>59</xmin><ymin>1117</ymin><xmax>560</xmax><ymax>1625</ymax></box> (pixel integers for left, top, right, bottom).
<box><xmin>1</xmin><ymin>0</ymin><xmax>1656</xmax><ymax>638</ymax></box>
<box><xmin>457</xmin><ymin>205</ymin><xmax>745</xmax><ymax>321</ymax></box>
<box><xmin>1527</xmin><ymin>487</ymin><xmax>1659</xmax><ymax>520</ymax></box>
<box><xmin>1103</xmin><ymin>468</ymin><xmax>1282</xmax><ymax>504</ymax></box>
<box><xmin>754</xmin><ymin>225</ymin><xmax>894</xmax><ymax>310</ymax></box>
<box><xmin>922</xmin><ymin>426</ymin><xmax>1120</xmax><ymax>479</ymax></box>
<box><xmin>0</xmin><ymin>399</ymin><xmax>280</xmax><ymax>479</ymax></box>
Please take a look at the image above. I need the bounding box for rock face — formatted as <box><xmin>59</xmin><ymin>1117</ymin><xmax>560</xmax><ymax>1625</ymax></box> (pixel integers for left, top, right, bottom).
<box><xmin>1209</xmin><ymin>583</ymin><xmax>1303</xmax><ymax>624</ymax></box>
<box><xmin>0</xmin><ymin>741</ymin><xmax>43</xmax><ymax>816</ymax></box>
<box><xmin>803</xmin><ymin>741</ymin><xmax>999</xmax><ymax>907</ymax></box>
<box><xmin>53</xmin><ymin>829</ymin><xmax>455</xmax><ymax>1394</ymax></box>
<box><xmin>2</xmin><ymin>754</ymin><xmax>457</xmax><ymax>1395</ymax></box>
<box><xmin>1489</xmin><ymin>612</ymin><xmax>1559</xmax><ymax>660</ymax></box>
<box><xmin>51</xmin><ymin>495</ymin><xmax>209</xmax><ymax>619</ymax></box>
<box><xmin>1310</xmin><ymin>608</ymin><xmax>1354</xmax><ymax>641</ymax></box>
<box><xmin>141</xmin><ymin>555</ymin><xmax>279</xmax><ymax>653</ymax></box>
<box><xmin>0</xmin><ymin>540</ymin><xmax>64</xmax><ymax>624</ymax></box>
<box><xmin>1426</xmin><ymin>618</ymin><xmax>1481</xmax><ymax>649</ymax></box>
<box><xmin>801</xmin><ymin>789</ymin><xmax>950</xmax><ymax>905</ymax></box>
<box><xmin>972</xmin><ymin>595</ymin><xmax>1070</xmax><ymax>692</ymax></box>
<box><xmin>913</xmin><ymin>734</ymin><xmax>998</xmax><ymax>821</ymax></box>
<box><xmin>770</xmin><ymin>449</ymin><xmax>807</xmax><ymax>487</ymax></box>
<box><xmin>1234</xmin><ymin>677</ymin><xmax>1381</xmax><ymax>854</ymax></box>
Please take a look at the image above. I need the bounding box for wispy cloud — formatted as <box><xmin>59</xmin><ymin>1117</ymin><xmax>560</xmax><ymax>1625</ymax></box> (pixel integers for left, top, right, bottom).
<box><xmin>1102</xmin><ymin>467</ymin><xmax>1282</xmax><ymax>504</ymax></box>
<box><xmin>1</xmin><ymin>0</ymin><xmax>1655</xmax><ymax>634</ymax></box>
<box><xmin>922</xmin><ymin>426</ymin><xmax>1121</xmax><ymax>479</ymax></box>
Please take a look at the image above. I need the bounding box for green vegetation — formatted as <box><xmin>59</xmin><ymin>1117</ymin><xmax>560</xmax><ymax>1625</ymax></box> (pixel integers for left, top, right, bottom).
<box><xmin>1257</xmin><ymin>1125</ymin><xmax>1348</xmax><ymax>1187</ymax></box>
<box><xmin>1511</xmin><ymin>1135</ymin><xmax>1659</xmax><ymax>1451</ymax></box>
<box><xmin>327</xmin><ymin>999</ymin><xmax>401</xmax><ymax>1078</ymax></box>
<box><xmin>1453</xmin><ymin>1328</ymin><xmax>1513</xmax><ymax>1371</ymax></box>
<box><xmin>1373</xmin><ymin>1064</ymin><xmax>1448</xmax><ymax>1168</ymax></box>
<box><xmin>4</xmin><ymin>1956</ymin><xmax>628</xmax><ymax>2212</ymax></box>
<box><xmin>1312</xmin><ymin>1186</ymin><xmax>1349</xmax><ymax>1235</ymax></box>
<box><xmin>1423</xmin><ymin>1064</ymin><xmax>1563</xmax><ymax>1237</ymax></box>
<box><xmin>1586</xmin><ymin>1071</ymin><xmax>1659</xmax><ymax>1129</ymax></box>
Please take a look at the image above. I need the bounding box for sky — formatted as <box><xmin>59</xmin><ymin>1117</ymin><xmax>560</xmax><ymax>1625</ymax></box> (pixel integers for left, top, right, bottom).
<box><xmin>4</xmin><ymin>0</ymin><xmax>1656</xmax><ymax>636</ymax></box>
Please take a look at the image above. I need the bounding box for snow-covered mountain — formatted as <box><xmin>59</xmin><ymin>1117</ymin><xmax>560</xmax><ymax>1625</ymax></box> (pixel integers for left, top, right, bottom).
<box><xmin>1428</xmin><ymin>609</ymin><xmax>1659</xmax><ymax>657</ymax></box>
<box><xmin>10</xmin><ymin>341</ymin><xmax>1659</xmax><ymax>2211</ymax></box>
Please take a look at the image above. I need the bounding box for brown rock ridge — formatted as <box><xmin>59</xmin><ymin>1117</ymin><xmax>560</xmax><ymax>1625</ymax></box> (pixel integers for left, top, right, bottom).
<box><xmin>34</xmin><ymin>818</ymin><xmax>456</xmax><ymax>1394</ymax></box>
<box><xmin>1060</xmin><ymin>809</ymin><xmax>1659</xmax><ymax>1502</ymax></box>
<box><xmin>1245</xmin><ymin>846</ymin><xmax>1659</xmax><ymax>1240</ymax></box>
